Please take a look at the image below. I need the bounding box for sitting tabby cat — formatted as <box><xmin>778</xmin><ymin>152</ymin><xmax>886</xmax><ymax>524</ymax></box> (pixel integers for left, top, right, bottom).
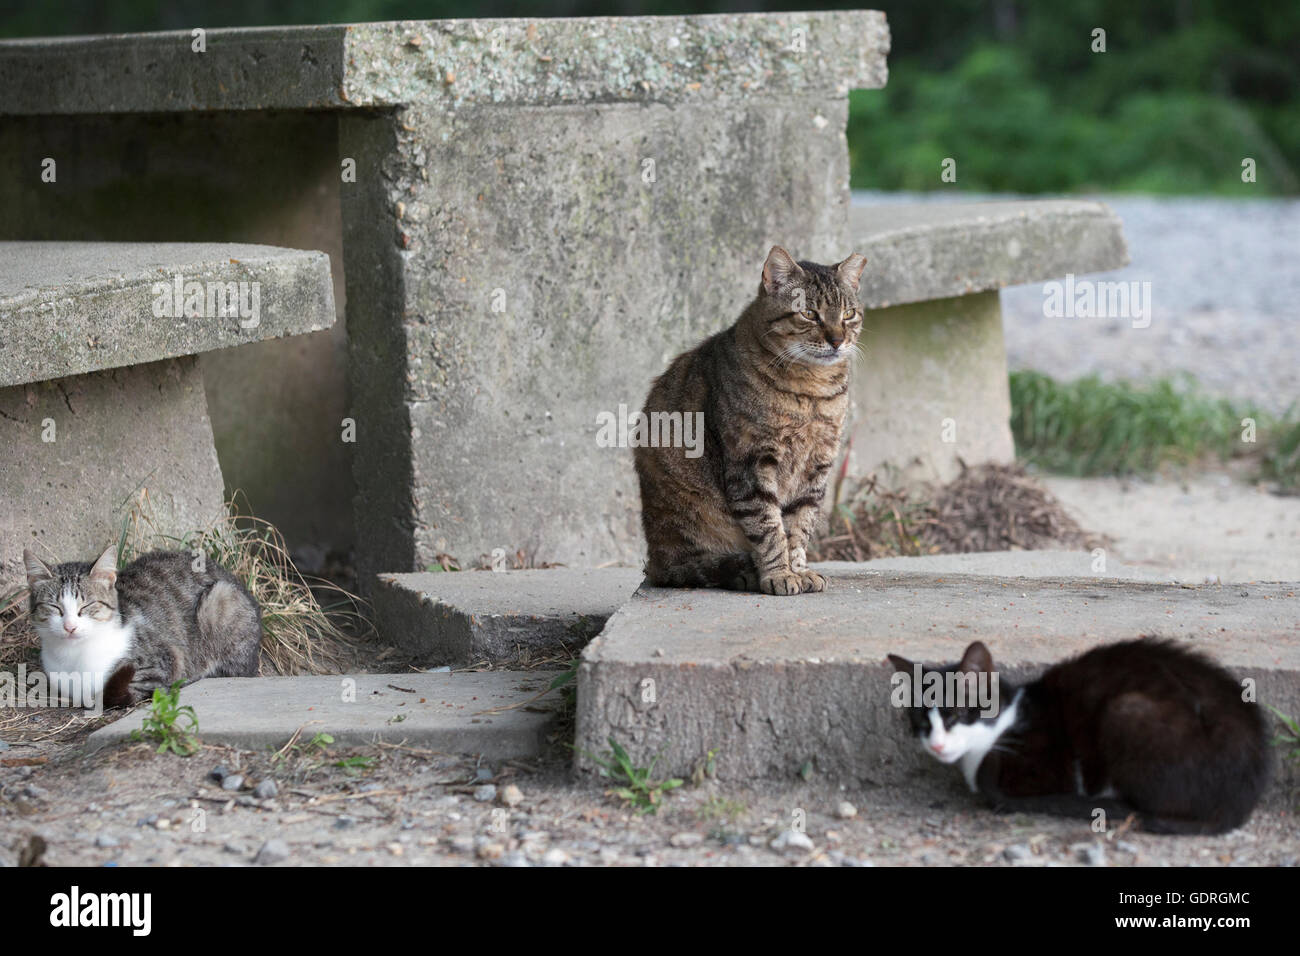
<box><xmin>887</xmin><ymin>639</ymin><xmax>1271</xmax><ymax>835</ymax></box>
<box><xmin>635</xmin><ymin>246</ymin><xmax>867</xmax><ymax>594</ymax></box>
<box><xmin>24</xmin><ymin>546</ymin><xmax>262</xmax><ymax>708</ymax></box>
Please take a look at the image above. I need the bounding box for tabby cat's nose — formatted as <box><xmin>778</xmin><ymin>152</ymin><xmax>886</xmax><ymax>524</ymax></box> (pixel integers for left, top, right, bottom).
<box><xmin>825</xmin><ymin>333</ymin><xmax>844</xmax><ymax>349</ymax></box>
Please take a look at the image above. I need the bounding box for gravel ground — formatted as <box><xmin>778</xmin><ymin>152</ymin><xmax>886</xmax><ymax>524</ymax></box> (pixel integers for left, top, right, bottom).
<box><xmin>2</xmin><ymin>711</ymin><xmax>1296</xmax><ymax>867</ymax></box>
<box><xmin>855</xmin><ymin>191</ymin><xmax>1300</xmax><ymax>414</ymax></box>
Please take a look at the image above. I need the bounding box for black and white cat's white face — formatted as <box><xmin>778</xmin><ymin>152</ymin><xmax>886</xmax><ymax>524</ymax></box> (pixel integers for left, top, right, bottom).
<box><xmin>888</xmin><ymin>642</ymin><xmax>1005</xmax><ymax>766</ymax></box>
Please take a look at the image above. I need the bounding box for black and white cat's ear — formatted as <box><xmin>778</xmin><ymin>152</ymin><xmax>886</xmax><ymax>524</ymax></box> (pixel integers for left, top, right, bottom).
<box><xmin>23</xmin><ymin>548</ymin><xmax>53</xmax><ymax>586</ymax></box>
<box><xmin>89</xmin><ymin>546</ymin><xmax>118</xmax><ymax>586</ymax></box>
<box><xmin>886</xmin><ymin>653</ymin><xmax>913</xmax><ymax>674</ymax></box>
<box><xmin>836</xmin><ymin>252</ymin><xmax>868</xmax><ymax>291</ymax></box>
<box><xmin>761</xmin><ymin>245</ymin><xmax>804</xmax><ymax>296</ymax></box>
<box><xmin>958</xmin><ymin>641</ymin><xmax>994</xmax><ymax>674</ymax></box>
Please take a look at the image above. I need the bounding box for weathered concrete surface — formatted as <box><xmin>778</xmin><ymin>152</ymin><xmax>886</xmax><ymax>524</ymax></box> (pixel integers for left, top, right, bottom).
<box><xmin>0</xmin><ymin>357</ymin><xmax>226</xmax><ymax>590</ymax></box>
<box><xmin>343</xmin><ymin>94</ymin><xmax>859</xmax><ymax>579</ymax></box>
<box><xmin>851</xmin><ymin>200</ymin><xmax>1129</xmax><ymax>310</ymax></box>
<box><xmin>374</xmin><ymin>568</ymin><xmax>644</xmax><ymax>664</ymax></box>
<box><xmin>849</xmin><ymin>291</ymin><xmax>1013</xmax><ymax>485</ymax></box>
<box><xmin>818</xmin><ymin>551</ymin><xmax>1166</xmax><ymax>581</ymax></box>
<box><xmin>88</xmin><ymin>671</ymin><xmax>561</xmax><ymax>758</ymax></box>
<box><xmin>575</xmin><ymin>566</ymin><xmax>1300</xmax><ymax>786</ymax></box>
<box><xmin>0</xmin><ymin>241</ymin><xmax>335</xmax><ymax>388</ymax></box>
<box><xmin>0</xmin><ymin>13</ymin><xmax>889</xmax><ymax>114</ymax></box>
<box><xmin>0</xmin><ymin>112</ymin><xmax>353</xmax><ymax>558</ymax></box>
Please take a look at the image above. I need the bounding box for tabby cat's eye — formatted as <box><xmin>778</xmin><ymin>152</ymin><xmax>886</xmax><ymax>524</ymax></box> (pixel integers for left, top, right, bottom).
<box><xmin>842</xmin><ymin>308</ymin><xmax>856</xmax><ymax>320</ymax></box>
<box><xmin>80</xmin><ymin>602</ymin><xmax>106</xmax><ymax>614</ymax></box>
<box><xmin>800</xmin><ymin>310</ymin><xmax>816</xmax><ymax>321</ymax></box>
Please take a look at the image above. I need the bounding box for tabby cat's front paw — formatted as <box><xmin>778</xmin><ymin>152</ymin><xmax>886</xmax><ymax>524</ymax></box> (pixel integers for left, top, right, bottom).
<box><xmin>760</xmin><ymin>572</ymin><xmax>804</xmax><ymax>596</ymax></box>
<box><xmin>788</xmin><ymin>546</ymin><xmax>808</xmax><ymax>572</ymax></box>
<box><xmin>796</xmin><ymin>569</ymin><xmax>827</xmax><ymax>593</ymax></box>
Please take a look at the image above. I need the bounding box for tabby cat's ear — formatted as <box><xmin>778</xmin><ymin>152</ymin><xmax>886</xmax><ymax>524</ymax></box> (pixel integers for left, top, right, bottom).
<box><xmin>89</xmin><ymin>546</ymin><xmax>118</xmax><ymax>587</ymax></box>
<box><xmin>23</xmin><ymin>549</ymin><xmax>53</xmax><ymax>587</ymax></box>
<box><xmin>958</xmin><ymin>641</ymin><xmax>993</xmax><ymax>674</ymax></box>
<box><xmin>761</xmin><ymin>245</ymin><xmax>803</xmax><ymax>296</ymax></box>
<box><xmin>836</xmin><ymin>253</ymin><xmax>868</xmax><ymax>291</ymax></box>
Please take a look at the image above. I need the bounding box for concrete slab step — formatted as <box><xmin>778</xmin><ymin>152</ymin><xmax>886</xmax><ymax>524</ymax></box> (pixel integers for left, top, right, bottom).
<box><xmin>815</xmin><ymin>551</ymin><xmax>1172</xmax><ymax>581</ymax></box>
<box><xmin>575</xmin><ymin>563</ymin><xmax>1300</xmax><ymax>787</ymax></box>
<box><xmin>373</xmin><ymin>568</ymin><xmax>643</xmax><ymax>665</ymax></box>
<box><xmin>89</xmin><ymin>671</ymin><xmax>561</xmax><ymax>759</ymax></box>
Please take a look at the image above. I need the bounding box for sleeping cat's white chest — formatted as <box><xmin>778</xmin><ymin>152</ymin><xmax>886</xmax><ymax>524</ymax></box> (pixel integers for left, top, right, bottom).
<box><xmin>40</xmin><ymin>620</ymin><xmax>133</xmax><ymax>699</ymax></box>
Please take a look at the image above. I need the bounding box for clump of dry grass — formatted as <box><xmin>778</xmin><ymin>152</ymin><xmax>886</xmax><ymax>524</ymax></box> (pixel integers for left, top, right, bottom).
<box><xmin>0</xmin><ymin>587</ymin><xmax>39</xmax><ymax>671</ymax></box>
<box><xmin>811</xmin><ymin>474</ymin><xmax>935</xmax><ymax>561</ymax></box>
<box><xmin>0</xmin><ymin>490</ymin><xmax>370</xmax><ymax>675</ymax></box>
<box><xmin>810</xmin><ymin>462</ymin><xmax>1106</xmax><ymax>562</ymax></box>
<box><xmin>923</xmin><ymin>461</ymin><xmax>1107</xmax><ymax>553</ymax></box>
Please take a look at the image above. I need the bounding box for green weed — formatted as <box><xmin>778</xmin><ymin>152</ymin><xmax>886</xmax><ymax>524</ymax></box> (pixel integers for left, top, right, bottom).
<box><xmin>130</xmin><ymin>681</ymin><xmax>200</xmax><ymax>756</ymax></box>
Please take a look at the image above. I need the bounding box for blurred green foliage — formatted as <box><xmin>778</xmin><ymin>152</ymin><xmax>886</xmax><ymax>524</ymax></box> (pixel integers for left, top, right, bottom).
<box><xmin>2</xmin><ymin>1</ymin><xmax>1295</xmax><ymax>194</ymax></box>
<box><xmin>1010</xmin><ymin>370</ymin><xmax>1298</xmax><ymax>488</ymax></box>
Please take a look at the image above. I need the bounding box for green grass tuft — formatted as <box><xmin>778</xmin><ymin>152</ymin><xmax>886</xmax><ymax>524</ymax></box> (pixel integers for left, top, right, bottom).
<box><xmin>1009</xmin><ymin>371</ymin><xmax>1296</xmax><ymax>479</ymax></box>
<box><xmin>1261</xmin><ymin>419</ymin><xmax>1300</xmax><ymax>494</ymax></box>
<box><xmin>581</xmin><ymin>736</ymin><xmax>684</xmax><ymax>816</ymax></box>
<box><xmin>130</xmin><ymin>681</ymin><xmax>200</xmax><ymax>756</ymax></box>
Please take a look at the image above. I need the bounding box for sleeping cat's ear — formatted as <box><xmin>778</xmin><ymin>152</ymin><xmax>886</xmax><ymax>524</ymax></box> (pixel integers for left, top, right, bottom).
<box><xmin>761</xmin><ymin>245</ymin><xmax>803</xmax><ymax>296</ymax></box>
<box><xmin>23</xmin><ymin>548</ymin><xmax>53</xmax><ymax>587</ymax></box>
<box><xmin>89</xmin><ymin>546</ymin><xmax>118</xmax><ymax>587</ymax></box>
<box><xmin>958</xmin><ymin>641</ymin><xmax>994</xmax><ymax>674</ymax></box>
<box><xmin>836</xmin><ymin>253</ymin><xmax>868</xmax><ymax>291</ymax></box>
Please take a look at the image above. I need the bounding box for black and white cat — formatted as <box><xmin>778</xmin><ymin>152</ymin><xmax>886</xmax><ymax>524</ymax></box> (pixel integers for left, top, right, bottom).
<box><xmin>887</xmin><ymin>638</ymin><xmax>1271</xmax><ymax>834</ymax></box>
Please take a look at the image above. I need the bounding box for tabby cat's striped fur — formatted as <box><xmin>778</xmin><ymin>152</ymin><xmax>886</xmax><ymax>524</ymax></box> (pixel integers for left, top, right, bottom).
<box><xmin>635</xmin><ymin>246</ymin><xmax>867</xmax><ymax>594</ymax></box>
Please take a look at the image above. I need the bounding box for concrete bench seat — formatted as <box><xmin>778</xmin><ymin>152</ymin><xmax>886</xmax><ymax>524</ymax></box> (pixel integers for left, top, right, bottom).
<box><xmin>0</xmin><ymin>241</ymin><xmax>333</xmax><ymax>387</ymax></box>
<box><xmin>852</xmin><ymin>199</ymin><xmax>1127</xmax><ymax>310</ymax></box>
<box><xmin>0</xmin><ymin>241</ymin><xmax>334</xmax><ymax>588</ymax></box>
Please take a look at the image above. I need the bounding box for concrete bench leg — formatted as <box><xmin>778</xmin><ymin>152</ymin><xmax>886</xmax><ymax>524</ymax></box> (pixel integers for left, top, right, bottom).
<box><xmin>0</xmin><ymin>357</ymin><xmax>226</xmax><ymax>589</ymax></box>
<box><xmin>848</xmin><ymin>290</ymin><xmax>1014</xmax><ymax>487</ymax></box>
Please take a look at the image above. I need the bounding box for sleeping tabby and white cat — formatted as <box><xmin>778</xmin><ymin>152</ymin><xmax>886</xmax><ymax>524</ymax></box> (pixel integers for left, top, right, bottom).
<box><xmin>24</xmin><ymin>546</ymin><xmax>262</xmax><ymax>708</ymax></box>
<box><xmin>888</xmin><ymin>638</ymin><xmax>1271</xmax><ymax>835</ymax></box>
